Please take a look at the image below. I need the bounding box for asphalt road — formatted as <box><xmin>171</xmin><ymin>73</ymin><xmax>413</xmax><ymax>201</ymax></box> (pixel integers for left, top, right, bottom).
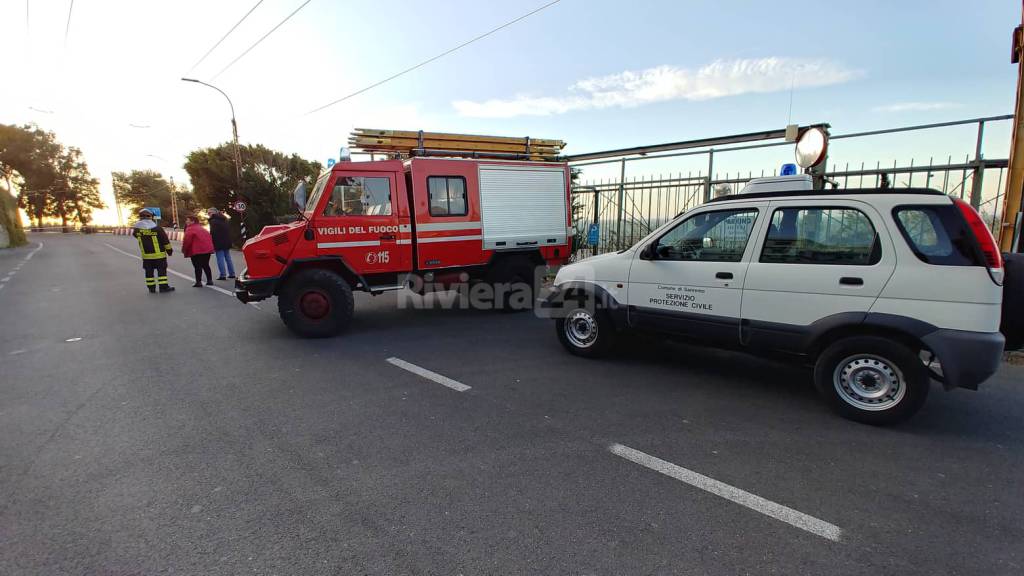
<box><xmin>2</xmin><ymin>232</ymin><xmax>1023</xmax><ymax>575</ymax></box>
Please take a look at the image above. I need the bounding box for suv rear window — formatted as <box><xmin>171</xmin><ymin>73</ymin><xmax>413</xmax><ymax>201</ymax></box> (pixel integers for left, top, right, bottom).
<box><xmin>892</xmin><ymin>205</ymin><xmax>983</xmax><ymax>266</ymax></box>
<box><xmin>761</xmin><ymin>207</ymin><xmax>880</xmax><ymax>265</ymax></box>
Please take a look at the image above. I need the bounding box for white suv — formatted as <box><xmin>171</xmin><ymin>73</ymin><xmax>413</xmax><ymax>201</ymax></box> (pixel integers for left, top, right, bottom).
<box><xmin>545</xmin><ymin>185</ymin><xmax>1015</xmax><ymax>424</ymax></box>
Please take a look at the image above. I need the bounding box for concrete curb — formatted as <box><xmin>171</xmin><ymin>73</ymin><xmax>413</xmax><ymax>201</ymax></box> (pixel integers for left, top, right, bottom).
<box><xmin>1005</xmin><ymin>351</ymin><xmax>1024</xmax><ymax>366</ymax></box>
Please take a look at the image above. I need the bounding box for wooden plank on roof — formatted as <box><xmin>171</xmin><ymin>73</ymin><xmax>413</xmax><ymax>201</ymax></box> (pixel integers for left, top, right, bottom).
<box><xmin>352</xmin><ymin>128</ymin><xmax>564</xmax><ymax>148</ymax></box>
<box><xmin>350</xmin><ymin>136</ymin><xmax>561</xmax><ymax>155</ymax></box>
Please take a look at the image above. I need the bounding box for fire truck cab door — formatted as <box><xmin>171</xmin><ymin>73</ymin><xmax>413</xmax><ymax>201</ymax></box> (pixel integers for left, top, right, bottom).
<box><xmin>315</xmin><ymin>171</ymin><xmax>411</xmax><ymax>274</ymax></box>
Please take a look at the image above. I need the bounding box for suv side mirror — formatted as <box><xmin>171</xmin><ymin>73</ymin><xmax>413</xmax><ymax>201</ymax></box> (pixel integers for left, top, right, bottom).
<box><xmin>641</xmin><ymin>242</ymin><xmax>658</xmax><ymax>260</ymax></box>
<box><xmin>303</xmin><ymin>228</ymin><xmax>315</xmax><ymax>241</ymax></box>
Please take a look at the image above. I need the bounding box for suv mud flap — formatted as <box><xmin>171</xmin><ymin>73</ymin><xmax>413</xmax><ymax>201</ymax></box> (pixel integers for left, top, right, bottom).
<box><xmin>539</xmin><ymin>282</ymin><xmax>627</xmax><ymax>329</ymax></box>
<box><xmin>921</xmin><ymin>329</ymin><xmax>1005</xmax><ymax>390</ymax></box>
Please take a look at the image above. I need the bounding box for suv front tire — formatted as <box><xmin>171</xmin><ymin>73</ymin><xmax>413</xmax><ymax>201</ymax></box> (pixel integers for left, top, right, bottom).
<box><xmin>814</xmin><ymin>335</ymin><xmax>930</xmax><ymax>425</ymax></box>
<box><xmin>556</xmin><ymin>303</ymin><xmax>617</xmax><ymax>358</ymax></box>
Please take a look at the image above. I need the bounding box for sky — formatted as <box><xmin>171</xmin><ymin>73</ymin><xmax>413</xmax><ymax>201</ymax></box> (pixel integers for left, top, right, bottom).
<box><xmin>0</xmin><ymin>0</ymin><xmax>1019</xmax><ymax>225</ymax></box>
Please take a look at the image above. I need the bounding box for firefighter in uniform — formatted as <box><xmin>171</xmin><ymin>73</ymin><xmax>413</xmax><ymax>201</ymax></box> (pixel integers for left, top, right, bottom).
<box><xmin>132</xmin><ymin>209</ymin><xmax>176</xmax><ymax>293</ymax></box>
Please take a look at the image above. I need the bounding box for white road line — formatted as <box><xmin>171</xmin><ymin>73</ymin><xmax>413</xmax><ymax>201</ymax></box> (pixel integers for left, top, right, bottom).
<box><xmin>385</xmin><ymin>357</ymin><xmax>471</xmax><ymax>392</ymax></box>
<box><xmin>104</xmin><ymin>243</ymin><xmax>236</xmax><ymax>297</ymax></box>
<box><xmin>609</xmin><ymin>443</ymin><xmax>843</xmax><ymax>542</ymax></box>
<box><xmin>24</xmin><ymin>242</ymin><xmax>43</xmax><ymax>261</ymax></box>
<box><xmin>0</xmin><ymin>243</ymin><xmax>42</xmax><ymax>294</ymax></box>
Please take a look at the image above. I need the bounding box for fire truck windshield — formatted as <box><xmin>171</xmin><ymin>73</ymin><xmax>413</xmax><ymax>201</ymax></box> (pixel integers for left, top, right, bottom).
<box><xmin>305</xmin><ymin>173</ymin><xmax>330</xmax><ymax>213</ymax></box>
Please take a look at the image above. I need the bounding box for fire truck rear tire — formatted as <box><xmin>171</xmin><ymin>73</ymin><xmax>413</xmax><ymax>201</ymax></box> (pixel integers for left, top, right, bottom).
<box><xmin>278</xmin><ymin>269</ymin><xmax>354</xmax><ymax>338</ymax></box>
<box><xmin>489</xmin><ymin>258</ymin><xmax>537</xmax><ymax>312</ymax></box>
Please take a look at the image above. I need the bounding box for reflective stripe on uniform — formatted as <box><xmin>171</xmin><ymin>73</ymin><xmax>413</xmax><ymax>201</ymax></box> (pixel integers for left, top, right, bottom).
<box><xmin>145</xmin><ymin>277</ymin><xmax>156</xmax><ymax>285</ymax></box>
<box><xmin>136</xmin><ymin>229</ymin><xmax>168</xmax><ymax>259</ymax></box>
<box><xmin>157</xmin><ymin>276</ymin><xmax>169</xmax><ymax>285</ymax></box>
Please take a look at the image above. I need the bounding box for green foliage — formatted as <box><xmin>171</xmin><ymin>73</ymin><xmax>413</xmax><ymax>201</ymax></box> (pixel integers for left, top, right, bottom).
<box><xmin>0</xmin><ymin>185</ymin><xmax>27</xmax><ymax>247</ymax></box>
<box><xmin>184</xmin><ymin>143</ymin><xmax>321</xmax><ymax>244</ymax></box>
<box><xmin>0</xmin><ymin>123</ymin><xmax>103</xmax><ymax>227</ymax></box>
<box><xmin>569</xmin><ymin>167</ymin><xmax>585</xmax><ymax>254</ymax></box>
<box><xmin>112</xmin><ymin>170</ymin><xmax>201</xmax><ymax>228</ymax></box>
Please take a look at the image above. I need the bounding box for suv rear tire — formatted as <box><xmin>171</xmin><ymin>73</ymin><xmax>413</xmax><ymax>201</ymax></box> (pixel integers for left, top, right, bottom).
<box><xmin>278</xmin><ymin>269</ymin><xmax>354</xmax><ymax>338</ymax></box>
<box><xmin>556</xmin><ymin>302</ymin><xmax>617</xmax><ymax>358</ymax></box>
<box><xmin>814</xmin><ymin>336</ymin><xmax>929</xmax><ymax>425</ymax></box>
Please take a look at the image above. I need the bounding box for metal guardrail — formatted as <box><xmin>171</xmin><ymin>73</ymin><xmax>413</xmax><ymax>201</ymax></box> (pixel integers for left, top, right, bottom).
<box><xmin>569</xmin><ymin>115</ymin><xmax>1014</xmax><ymax>258</ymax></box>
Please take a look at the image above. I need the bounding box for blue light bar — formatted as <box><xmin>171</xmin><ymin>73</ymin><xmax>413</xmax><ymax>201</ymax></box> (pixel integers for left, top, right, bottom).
<box><xmin>780</xmin><ymin>163</ymin><xmax>798</xmax><ymax>176</ymax></box>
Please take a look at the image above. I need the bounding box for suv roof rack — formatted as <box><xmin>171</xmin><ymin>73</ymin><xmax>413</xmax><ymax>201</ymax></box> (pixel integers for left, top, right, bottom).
<box><xmin>706</xmin><ymin>187</ymin><xmax>946</xmax><ymax>203</ymax></box>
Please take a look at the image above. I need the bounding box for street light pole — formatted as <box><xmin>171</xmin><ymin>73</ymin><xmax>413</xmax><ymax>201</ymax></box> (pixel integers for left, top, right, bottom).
<box><xmin>181</xmin><ymin>77</ymin><xmax>246</xmax><ymax>240</ymax></box>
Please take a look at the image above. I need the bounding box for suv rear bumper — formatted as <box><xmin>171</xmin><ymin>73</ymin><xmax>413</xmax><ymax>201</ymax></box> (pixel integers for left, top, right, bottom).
<box><xmin>923</xmin><ymin>329</ymin><xmax>1005</xmax><ymax>390</ymax></box>
<box><xmin>234</xmin><ymin>271</ymin><xmax>277</xmax><ymax>303</ymax></box>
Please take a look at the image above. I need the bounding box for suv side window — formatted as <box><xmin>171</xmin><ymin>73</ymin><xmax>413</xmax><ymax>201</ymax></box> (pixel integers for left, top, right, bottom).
<box><xmin>892</xmin><ymin>205</ymin><xmax>983</xmax><ymax>266</ymax></box>
<box><xmin>323</xmin><ymin>176</ymin><xmax>392</xmax><ymax>217</ymax></box>
<box><xmin>427</xmin><ymin>176</ymin><xmax>468</xmax><ymax>216</ymax></box>
<box><xmin>761</xmin><ymin>207</ymin><xmax>879</xmax><ymax>265</ymax></box>
<box><xmin>655</xmin><ymin>208</ymin><xmax>758</xmax><ymax>262</ymax></box>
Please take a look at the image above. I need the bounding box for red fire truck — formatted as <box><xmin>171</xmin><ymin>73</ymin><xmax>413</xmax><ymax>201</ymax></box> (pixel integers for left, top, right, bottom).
<box><xmin>234</xmin><ymin>130</ymin><xmax>572</xmax><ymax>337</ymax></box>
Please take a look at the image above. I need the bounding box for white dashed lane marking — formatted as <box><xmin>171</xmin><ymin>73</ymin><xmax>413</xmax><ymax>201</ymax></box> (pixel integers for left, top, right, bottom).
<box><xmin>0</xmin><ymin>242</ymin><xmax>43</xmax><ymax>293</ymax></box>
<box><xmin>385</xmin><ymin>357</ymin><xmax>472</xmax><ymax>392</ymax></box>
<box><xmin>609</xmin><ymin>443</ymin><xmax>843</xmax><ymax>542</ymax></box>
<box><xmin>105</xmin><ymin>243</ymin><xmax>236</xmax><ymax>297</ymax></box>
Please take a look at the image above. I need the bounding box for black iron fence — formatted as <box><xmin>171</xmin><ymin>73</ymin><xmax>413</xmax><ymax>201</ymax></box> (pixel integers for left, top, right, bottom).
<box><xmin>569</xmin><ymin>114</ymin><xmax>1013</xmax><ymax>259</ymax></box>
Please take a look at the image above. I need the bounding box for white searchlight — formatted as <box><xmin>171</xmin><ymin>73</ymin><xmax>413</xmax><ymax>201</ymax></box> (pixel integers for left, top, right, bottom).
<box><xmin>795</xmin><ymin>127</ymin><xmax>828</xmax><ymax>169</ymax></box>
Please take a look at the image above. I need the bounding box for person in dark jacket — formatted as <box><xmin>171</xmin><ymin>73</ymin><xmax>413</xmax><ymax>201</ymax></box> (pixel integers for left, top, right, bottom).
<box><xmin>182</xmin><ymin>215</ymin><xmax>215</xmax><ymax>287</ymax></box>
<box><xmin>207</xmin><ymin>207</ymin><xmax>236</xmax><ymax>280</ymax></box>
<box><xmin>132</xmin><ymin>208</ymin><xmax>175</xmax><ymax>293</ymax></box>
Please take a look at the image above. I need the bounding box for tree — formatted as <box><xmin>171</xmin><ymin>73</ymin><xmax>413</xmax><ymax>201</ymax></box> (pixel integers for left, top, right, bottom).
<box><xmin>51</xmin><ymin>147</ymin><xmax>103</xmax><ymax>228</ymax></box>
<box><xmin>184</xmin><ymin>143</ymin><xmax>321</xmax><ymax>245</ymax></box>
<box><xmin>0</xmin><ymin>124</ymin><xmax>103</xmax><ymax>229</ymax></box>
<box><xmin>0</xmin><ymin>124</ymin><xmax>61</xmax><ymax>227</ymax></box>
<box><xmin>112</xmin><ymin>170</ymin><xmax>174</xmax><ymax>224</ymax></box>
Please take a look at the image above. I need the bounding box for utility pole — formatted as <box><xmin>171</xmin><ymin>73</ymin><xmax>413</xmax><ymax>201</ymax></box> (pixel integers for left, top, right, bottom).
<box><xmin>169</xmin><ymin>176</ymin><xmax>179</xmax><ymax>228</ymax></box>
<box><xmin>1000</xmin><ymin>13</ymin><xmax>1024</xmax><ymax>252</ymax></box>
<box><xmin>112</xmin><ymin>172</ymin><xmax>124</xmax><ymax>226</ymax></box>
<box><xmin>181</xmin><ymin>77</ymin><xmax>246</xmax><ymax>241</ymax></box>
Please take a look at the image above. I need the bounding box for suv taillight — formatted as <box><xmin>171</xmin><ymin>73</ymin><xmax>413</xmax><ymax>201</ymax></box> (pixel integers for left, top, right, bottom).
<box><xmin>952</xmin><ymin>198</ymin><xmax>1003</xmax><ymax>270</ymax></box>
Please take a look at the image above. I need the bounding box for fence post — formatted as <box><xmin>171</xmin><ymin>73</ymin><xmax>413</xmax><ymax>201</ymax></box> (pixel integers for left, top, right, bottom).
<box><xmin>615</xmin><ymin>158</ymin><xmax>626</xmax><ymax>250</ymax></box>
<box><xmin>593</xmin><ymin>187</ymin><xmax>600</xmax><ymax>256</ymax></box>
<box><xmin>704</xmin><ymin>149</ymin><xmax>715</xmax><ymax>203</ymax></box>
<box><xmin>970</xmin><ymin>120</ymin><xmax>986</xmax><ymax>209</ymax></box>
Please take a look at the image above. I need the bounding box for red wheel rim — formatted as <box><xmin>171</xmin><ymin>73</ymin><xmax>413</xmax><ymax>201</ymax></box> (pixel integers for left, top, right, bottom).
<box><xmin>299</xmin><ymin>289</ymin><xmax>331</xmax><ymax>320</ymax></box>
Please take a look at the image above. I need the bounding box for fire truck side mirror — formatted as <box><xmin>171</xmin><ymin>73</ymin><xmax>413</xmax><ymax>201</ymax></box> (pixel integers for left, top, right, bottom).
<box><xmin>303</xmin><ymin>228</ymin><xmax>314</xmax><ymax>241</ymax></box>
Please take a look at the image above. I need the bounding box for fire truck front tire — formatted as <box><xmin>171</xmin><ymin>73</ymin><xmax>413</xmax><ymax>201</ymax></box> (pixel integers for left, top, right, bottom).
<box><xmin>277</xmin><ymin>269</ymin><xmax>354</xmax><ymax>338</ymax></box>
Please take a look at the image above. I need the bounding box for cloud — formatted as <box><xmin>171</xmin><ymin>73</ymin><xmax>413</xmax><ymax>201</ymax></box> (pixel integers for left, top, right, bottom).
<box><xmin>871</xmin><ymin>101</ymin><xmax>960</xmax><ymax>113</ymax></box>
<box><xmin>452</xmin><ymin>57</ymin><xmax>862</xmax><ymax>118</ymax></box>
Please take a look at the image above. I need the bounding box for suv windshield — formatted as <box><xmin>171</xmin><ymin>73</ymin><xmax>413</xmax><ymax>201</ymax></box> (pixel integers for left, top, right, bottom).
<box><xmin>305</xmin><ymin>173</ymin><xmax>330</xmax><ymax>213</ymax></box>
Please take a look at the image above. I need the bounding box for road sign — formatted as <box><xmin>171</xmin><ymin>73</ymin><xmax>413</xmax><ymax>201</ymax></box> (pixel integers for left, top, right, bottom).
<box><xmin>587</xmin><ymin>223</ymin><xmax>600</xmax><ymax>245</ymax></box>
<box><xmin>326</xmin><ymin>158</ymin><xmax>336</xmax><ymax>168</ymax></box>
<box><xmin>144</xmin><ymin>206</ymin><xmax>162</xmax><ymax>220</ymax></box>
<box><xmin>232</xmin><ymin>201</ymin><xmax>247</xmax><ymax>213</ymax></box>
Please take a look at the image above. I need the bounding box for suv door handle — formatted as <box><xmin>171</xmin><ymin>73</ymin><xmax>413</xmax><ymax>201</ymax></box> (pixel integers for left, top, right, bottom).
<box><xmin>715</xmin><ymin>272</ymin><xmax>733</xmax><ymax>279</ymax></box>
<box><xmin>839</xmin><ymin>276</ymin><xmax>864</xmax><ymax>286</ymax></box>
<box><xmin>379</xmin><ymin>234</ymin><xmax>396</xmax><ymax>241</ymax></box>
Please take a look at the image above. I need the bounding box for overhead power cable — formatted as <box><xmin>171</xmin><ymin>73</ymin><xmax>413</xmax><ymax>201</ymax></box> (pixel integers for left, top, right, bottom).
<box><xmin>305</xmin><ymin>0</ymin><xmax>563</xmax><ymax>115</ymax></box>
<box><xmin>64</xmin><ymin>0</ymin><xmax>74</xmax><ymax>46</ymax></box>
<box><xmin>210</xmin><ymin>0</ymin><xmax>313</xmax><ymax>81</ymax></box>
<box><xmin>184</xmin><ymin>0</ymin><xmax>264</xmax><ymax>76</ymax></box>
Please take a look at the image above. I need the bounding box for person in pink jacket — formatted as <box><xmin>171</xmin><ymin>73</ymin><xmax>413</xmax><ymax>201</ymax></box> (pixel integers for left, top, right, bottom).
<box><xmin>182</xmin><ymin>215</ymin><xmax>215</xmax><ymax>287</ymax></box>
